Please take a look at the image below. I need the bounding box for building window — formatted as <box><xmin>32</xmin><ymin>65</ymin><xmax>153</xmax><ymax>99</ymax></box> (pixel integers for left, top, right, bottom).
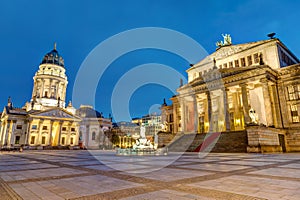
<box><xmin>234</xmin><ymin>60</ymin><xmax>239</xmax><ymax>67</ymax></box>
<box><xmin>30</xmin><ymin>136</ymin><xmax>35</xmax><ymax>144</ymax></box>
<box><xmin>62</xmin><ymin>127</ymin><xmax>67</xmax><ymax>131</ymax></box>
<box><xmin>254</xmin><ymin>53</ymin><xmax>260</xmax><ymax>63</ymax></box>
<box><xmin>15</xmin><ymin>136</ymin><xmax>20</xmax><ymax>144</ymax></box>
<box><xmin>70</xmin><ymin>137</ymin><xmax>74</xmax><ymax>145</ymax></box>
<box><xmin>42</xmin><ymin>136</ymin><xmax>46</xmax><ymax>144</ymax></box>
<box><xmin>61</xmin><ymin>137</ymin><xmax>65</xmax><ymax>145</ymax></box>
<box><xmin>92</xmin><ymin>132</ymin><xmax>96</xmax><ymax>140</ymax></box>
<box><xmin>42</xmin><ymin>126</ymin><xmax>47</xmax><ymax>130</ymax></box>
<box><xmin>32</xmin><ymin>125</ymin><xmax>37</xmax><ymax>130</ymax></box>
<box><xmin>44</xmin><ymin>91</ymin><xmax>48</xmax><ymax>97</ymax></box>
<box><xmin>219</xmin><ymin>65</ymin><xmax>222</xmax><ymax>69</ymax></box>
<box><xmin>291</xmin><ymin>104</ymin><xmax>299</xmax><ymax>123</ymax></box>
<box><xmin>287</xmin><ymin>85</ymin><xmax>300</xmax><ymax>100</ymax></box>
<box><xmin>79</xmin><ymin>131</ymin><xmax>82</xmax><ymax>140</ymax></box>
<box><xmin>223</xmin><ymin>63</ymin><xmax>227</xmax><ymax>68</ymax></box>
<box><xmin>71</xmin><ymin>127</ymin><xmax>75</xmax><ymax>132</ymax></box>
<box><xmin>247</xmin><ymin>55</ymin><xmax>252</xmax><ymax>66</ymax></box>
<box><xmin>16</xmin><ymin>125</ymin><xmax>22</xmax><ymax>129</ymax></box>
<box><xmin>241</xmin><ymin>57</ymin><xmax>246</xmax><ymax>67</ymax></box>
<box><xmin>229</xmin><ymin>62</ymin><xmax>233</xmax><ymax>68</ymax></box>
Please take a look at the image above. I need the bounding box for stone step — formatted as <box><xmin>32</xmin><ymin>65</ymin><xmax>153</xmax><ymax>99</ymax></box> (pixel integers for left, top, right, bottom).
<box><xmin>167</xmin><ymin>131</ymin><xmax>248</xmax><ymax>153</ymax></box>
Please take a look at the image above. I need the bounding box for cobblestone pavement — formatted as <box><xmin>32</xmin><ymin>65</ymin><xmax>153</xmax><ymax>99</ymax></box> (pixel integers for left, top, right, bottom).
<box><xmin>0</xmin><ymin>150</ymin><xmax>299</xmax><ymax>200</ymax></box>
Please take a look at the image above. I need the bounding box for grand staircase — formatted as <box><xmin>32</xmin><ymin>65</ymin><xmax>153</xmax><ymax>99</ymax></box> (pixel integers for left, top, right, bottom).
<box><xmin>166</xmin><ymin>131</ymin><xmax>248</xmax><ymax>153</ymax></box>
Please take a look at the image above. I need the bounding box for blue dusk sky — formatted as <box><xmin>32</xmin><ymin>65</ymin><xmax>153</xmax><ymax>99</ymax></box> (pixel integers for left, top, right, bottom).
<box><xmin>0</xmin><ymin>0</ymin><xmax>300</xmax><ymax>121</ymax></box>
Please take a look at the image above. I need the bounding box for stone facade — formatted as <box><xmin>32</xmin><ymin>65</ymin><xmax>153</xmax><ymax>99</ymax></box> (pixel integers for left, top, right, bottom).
<box><xmin>161</xmin><ymin>36</ymin><xmax>300</xmax><ymax>152</ymax></box>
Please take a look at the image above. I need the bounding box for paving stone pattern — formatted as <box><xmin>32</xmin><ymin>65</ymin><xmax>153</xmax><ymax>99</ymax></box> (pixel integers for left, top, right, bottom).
<box><xmin>0</xmin><ymin>150</ymin><xmax>299</xmax><ymax>199</ymax></box>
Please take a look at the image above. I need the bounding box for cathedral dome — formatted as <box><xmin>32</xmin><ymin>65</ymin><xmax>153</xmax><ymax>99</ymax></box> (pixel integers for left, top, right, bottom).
<box><xmin>41</xmin><ymin>43</ymin><xmax>64</xmax><ymax>67</ymax></box>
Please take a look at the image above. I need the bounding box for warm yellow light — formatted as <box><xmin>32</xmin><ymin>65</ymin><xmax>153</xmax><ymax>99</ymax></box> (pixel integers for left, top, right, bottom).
<box><xmin>235</xmin><ymin>119</ymin><xmax>241</xmax><ymax>125</ymax></box>
<box><xmin>204</xmin><ymin>122</ymin><xmax>209</xmax><ymax>127</ymax></box>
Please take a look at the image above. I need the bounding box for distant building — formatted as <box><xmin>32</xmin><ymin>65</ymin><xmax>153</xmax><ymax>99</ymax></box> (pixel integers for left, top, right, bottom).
<box><xmin>132</xmin><ymin>113</ymin><xmax>162</xmax><ymax>136</ymax></box>
<box><xmin>0</xmin><ymin>44</ymin><xmax>111</xmax><ymax>149</ymax></box>
<box><xmin>161</xmin><ymin>35</ymin><xmax>300</xmax><ymax>152</ymax></box>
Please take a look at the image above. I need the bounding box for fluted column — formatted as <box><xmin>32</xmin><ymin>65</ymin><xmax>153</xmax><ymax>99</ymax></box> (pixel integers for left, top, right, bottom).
<box><xmin>41</xmin><ymin>79</ymin><xmax>45</xmax><ymax>97</ymax></box>
<box><xmin>261</xmin><ymin>78</ymin><xmax>274</xmax><ymax>126</ymax></box>
<box><xmin>49</xmin><ymin>120</ymin><xmax>54</xmax><ymax>146</ymax></box>
<box><xmin>240</xmin><ymin>83</ymin><xmax>250</xmax><ymax>125</ymax></box>
<box><xmin>223</xmin><ymin>88</ymin><xmax>230</xmax><ymax>131</ymax></box>
<box><xmin>58</xmin><ymin>121</ymin><xmax>63</xmax><ymax>145</ymax></box>
<box><xmin>193</xmin><ymin>94</ymin><xmax>198</xmax><ymax>133</ymax></box>
<box><xmin>180</xmin><ymin>98</ymin><xmax>185</xmax><ymax>132</ymax></box>
<box><xmin>206</xmin><ymin>91</ymin><xmax>213</xmax><ymax>132</ymax></box>
<box><xmin>26</xmin><ymin>120</ymin><xmax>32</xmax><ymax>145</ymax></box>
<box><xmin>37</xmin><ymin>120</ymin><xmax>44</xmax><ymax>145</ymax></box>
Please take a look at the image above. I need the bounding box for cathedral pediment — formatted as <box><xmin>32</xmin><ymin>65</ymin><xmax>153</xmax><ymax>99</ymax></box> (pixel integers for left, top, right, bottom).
<box><xmin>29</xmin><ymin>108</ymin><xmax>80</xmax><ymax>120</ymax></box>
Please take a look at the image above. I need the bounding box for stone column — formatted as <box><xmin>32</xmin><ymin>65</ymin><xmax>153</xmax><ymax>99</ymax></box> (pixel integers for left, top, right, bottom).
<box><xmin>6</xmin><ymin>120</ymin><xmax>13</xmax><ymax>146</ymax></box>
<box><xmin>67</xmin><ymin>122</ymin><xmax>72</xmax><ymax>145</ymax></box>
<box><xmin>41</xmin><ymin>79</ymin><xmax>45</xmax><ymax>97</ymax></box>
<box><xmin>180</xmin><ymin>98</ymin><xmax>185</xmax><ymax>133</ymax></box>
<box><xmin>86</xmin><ymin>125</ymin><xmax>90</xmax><ymax>147</ymax></box>
<box><xmin>206</xmin><ymin>91</ymin><xmax>213</xmax><ymax>132</ymax></box>
<box><xmin>193</xmin><ymin>94</ymin><xmax>198</xmax><ymax>133</ymax></box>
<box><xmin>49</xmin><ymin>120</ymin><xmax>54</xmax><ymax>146</ymax></box>
<box><xmin>240</xmin><ymin>83</ymin><xmax>250</xmax><ymax>125</ymax></box>
<box><xmin>223</xmin><ymin>88</ymin><xmax>230</xmax><ymax>131</ymax></box>
<box><xmin>10</xmin><ymin>120</ymin><xmax>17</xmax><ymax>145</ymax></box>
<box><xmin>0</xmin><ymin>122</ymin><xmax>6</xmax><ymax>146</ymax></box>
<box><xmin>3</xmin><ymin>122</ymin><xmax>9</xmax><ymax>145</ymax></box>
<box><xmin>58</xmin><ymin>121</ymin><xmax>63</xmax><ymax>145</ymax></box>
<box><xmin>261</xmin><ymin>78</ymin><xmax>274</xmax><ymax>127</ymax></box>
<box><xmin>277</xmin><ymin>80</ymin><xmax>289</xmax><ymax>128</ymax></box>
<box><xmin>32</xmin><ymin>80</ymin><xmax>37</xmax><ymax>98</ymax></box>
<box><xmin>56</xmin><ymin>81</ymin><xmax>60</xmax><ymax>99</ymax></box>
<box><xmin>271</xmin><ymin>84</ymin><xmax>282</xmax><ymax>128</ymax></box>
<box><xmin>0</xmin><ymin>124</ymin><xmax>2</xmax><ymax>146</ymax></box>
<box><xmin>26</xmin><ymin>120</ymin><xmax>32</xmax><ymax>145</ymax></box>
<box><xmin>49</xmin><ymin>79</ymin><xmax>53</xmax><ymax>98</ymax></box>
<box><xmin>37</xmin><ymin>120</ymin><xmax>44</xmax><ymax>145</ymax></box>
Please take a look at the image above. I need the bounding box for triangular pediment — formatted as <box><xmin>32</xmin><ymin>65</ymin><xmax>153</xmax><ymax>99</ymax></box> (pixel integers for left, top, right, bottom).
<box><xmin>29</xmin><ymin>108</ymin><xmax>81</xmax><ymax>120</ymax></box>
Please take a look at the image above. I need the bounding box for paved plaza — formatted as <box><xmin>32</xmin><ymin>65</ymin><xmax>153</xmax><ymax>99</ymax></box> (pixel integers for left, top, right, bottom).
<box><xmin>0</xmin><ymin>150</ymin><xmax>299</xmax><ymax>199</ymax></box>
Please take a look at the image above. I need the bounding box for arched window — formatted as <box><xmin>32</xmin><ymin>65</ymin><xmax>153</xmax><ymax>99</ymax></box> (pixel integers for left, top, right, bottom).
<box><xmin>92</xmin><ymin>132</ymin><xmax>96</xmax><ymax>140</ymax></box>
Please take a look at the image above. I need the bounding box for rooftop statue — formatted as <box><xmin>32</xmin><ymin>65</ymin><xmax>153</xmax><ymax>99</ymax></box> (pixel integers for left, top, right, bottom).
<box><xmin>216</xmin><ymin>34</ymin><xmax>232</xmax><ymax>47</ymax></box>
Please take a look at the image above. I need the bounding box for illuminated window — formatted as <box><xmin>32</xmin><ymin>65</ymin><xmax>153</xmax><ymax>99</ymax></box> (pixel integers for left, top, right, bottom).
<box><xmin>92</xmin><ymin>132</ymin><xmax>96</xmax><ymax>140</ymax></box>
<box><xmin>247</xmin><ymin>55</ymin><xmax>252</xmax><ymax>66</ymax></box>
<box><xmin>42</xmin><ymin>136</ymin><xmax>46</xmax><ymax>144</ymax></box>
<box><xmin>30</xmin><ymin>136</ymin><xmax>35</xmax><ymax>144</ymax></box>
<box><xmin>291</xmin><ymin>104</ymin><xmax>299</xmax><ymax>123</ymax></box>
<box><xmin>241</xmin><ymin>58</ymin><xmax>246</xmax><ymax>67</ymax></box>
<box><xmin>234</xmin><ymin>60</ymin><xmax>239</xmax><ymax>67</ymax></box>
<box><xmin>287</xmin><ymin>85</ymin><xmax>300</xmax><ymax>100</ymax></box>
<box><xmin>254</xmin><ymin>53</ymin><xmax>259</xmax><ymax>63</ymax></box>
<box><xmin>15</xmin><ymin>136</ymin><xmax>20</xmax><ymax>144</ymax></box>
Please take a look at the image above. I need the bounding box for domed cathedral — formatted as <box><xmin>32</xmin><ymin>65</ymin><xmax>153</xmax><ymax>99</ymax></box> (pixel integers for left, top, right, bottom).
<box><xmin>0</xmin><ymin>44</ymin><xmax>82</xmax><ymax>148</ymax></box>
<box><xmin>27</xmin><ymin>43</ymin><xmax>68</xmax><ymax>110</ymax></box>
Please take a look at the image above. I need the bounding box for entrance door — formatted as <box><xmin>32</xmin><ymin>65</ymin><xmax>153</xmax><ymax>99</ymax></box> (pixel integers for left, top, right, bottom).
<box><xmin>278</xmin><ymin>134</ymin><xmax>286</xmax><ymax>152</ymax></box>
